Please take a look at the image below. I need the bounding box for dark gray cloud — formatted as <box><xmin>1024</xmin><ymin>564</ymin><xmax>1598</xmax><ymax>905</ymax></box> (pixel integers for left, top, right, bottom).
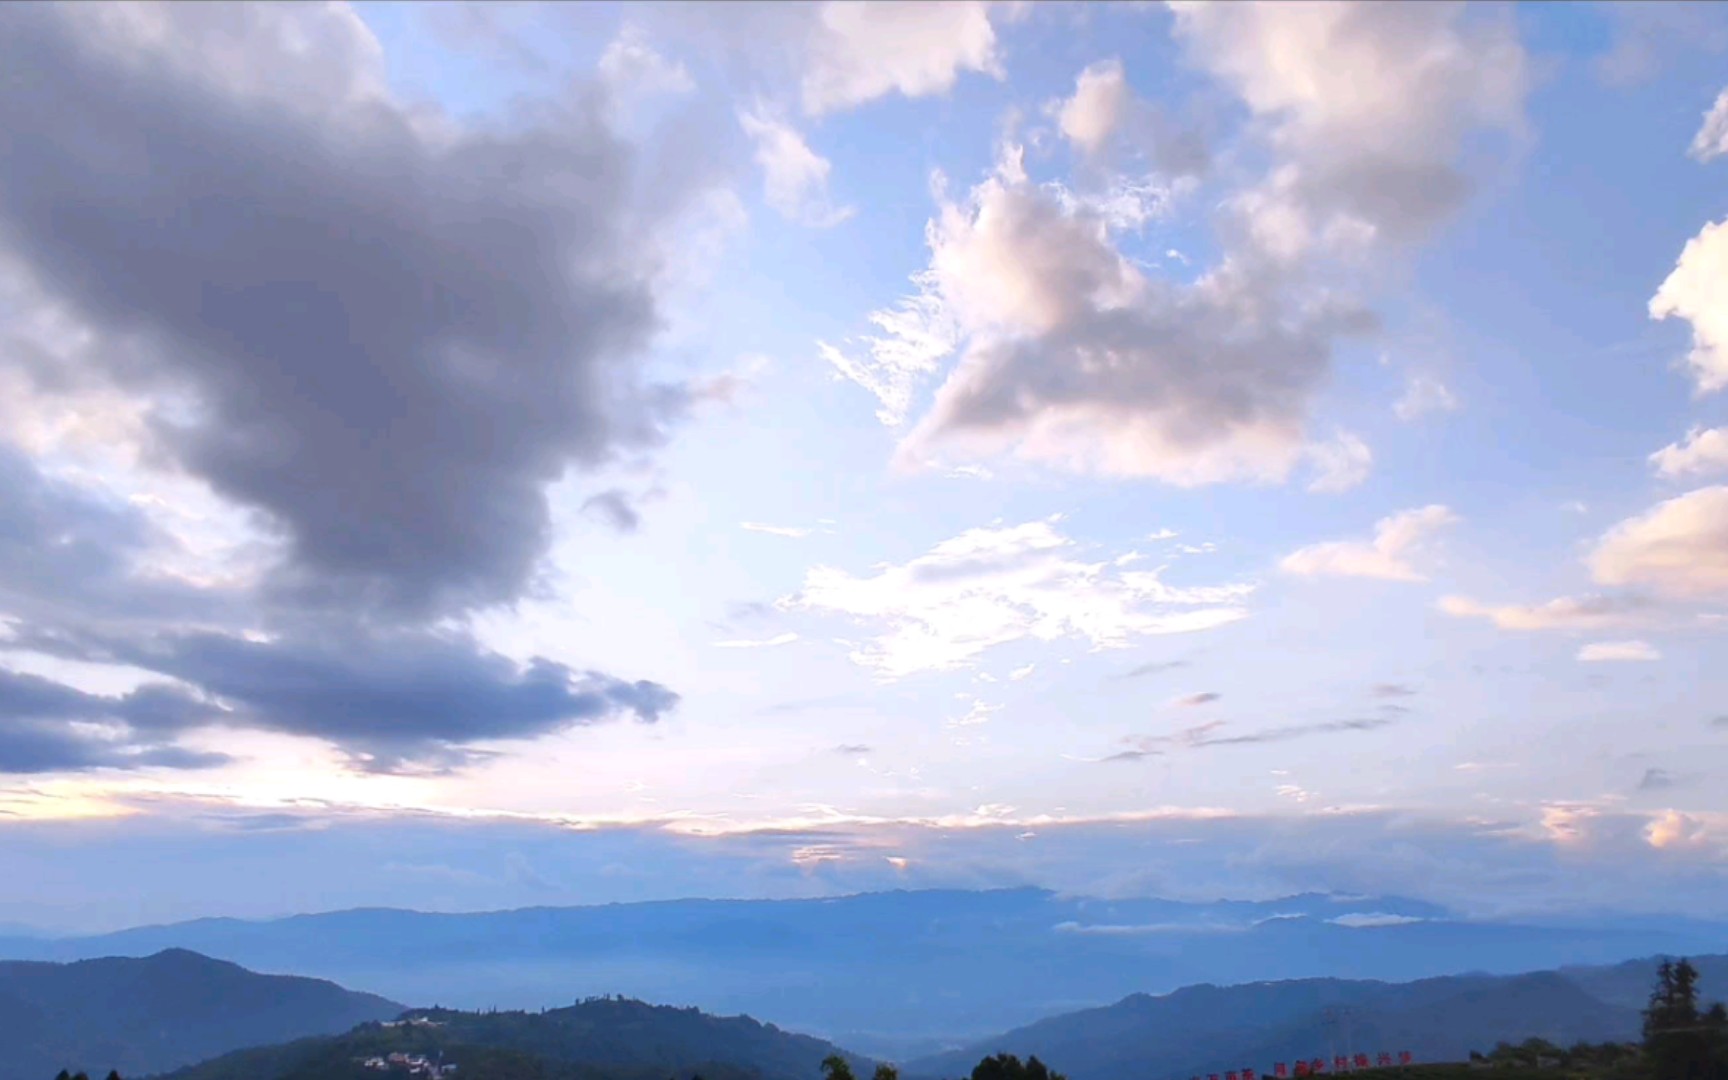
<box><xmin>0</xmin><ymin>2</ymin><xmax>711</xmax><ymax>618</ymax></box>
<box><xmin>0</xmin><ymin>4</ymin><xmax>702</xmax><ymax>774</ymax></box>
<box><xmin>1191</xmin><ymin>717</ymin><xmax>1394</xmax><ymax>747</ymax></box>
<box><xmin>1638</xmin><ymin>768</ymin><xmax>1677</xmax><ymax>792</ymax></box>
<box><xmin>83</xmin><ymin>627</ymin><xmax>679</xmax><ymax>773</ymax></box>
<box><xmin>0</xmin><ymin>669</ymin><xmax>230</xmax><ymax>774</ymax></box>
<box><xmin>1114</xmin><ymin>715</ymin><xmax>1396</xmax><ymax>759</ymax></box>
<box><xmin>1121</xmin><ymin>659</ymin><xmax>1187</xmax><ymax>679</ymax></box>
<box><xmin>581</xmin><ymin>490</ymin><xmax>643</xmax><ymax>534</ymax></box>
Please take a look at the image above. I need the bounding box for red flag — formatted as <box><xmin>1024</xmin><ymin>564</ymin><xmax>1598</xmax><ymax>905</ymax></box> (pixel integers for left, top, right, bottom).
<box><xmin>1335</xmin><ymin>1057</ymin><xmax>1348</xmax><ymax>1072</ymax></box>
<box><xmin>1275</xmin><ymin>1064</ymin><xmax>1288</xmax><ymax>1078</ymax></box>
<box><xmin>1294</xmin><ymin>1064</ymin><xmax>1309</xmax><ymax>1077</ymax></box>
<box><xmin>1398</xmin><ymin>1053</ymin><xmax>1413</xmax><ymax>1066</ymax></box>
<box><xmin>1228</xmin><ymin>1070</ymin><xmax>1239</xmax><ymax>1079</ymax></box>
<box><xmin>1312</xmin><ymin>1060</ymin><xmax>1326</xmax><ymax>1074</ymax></box>
<box><xmin>1354</xmin><ymin>1055</ymin><xmax>1370</xmax><ymax>1069</ymax></box>
<box><xmin>1245</xmin><ymin>1069</ymin><xmax>1257</xmax><ymax>1080</ymax></box>
<box><xmin>1378</xmin><ymin>1054</ymin><xmax>1392</xmax><ymax>1067</ymax></box>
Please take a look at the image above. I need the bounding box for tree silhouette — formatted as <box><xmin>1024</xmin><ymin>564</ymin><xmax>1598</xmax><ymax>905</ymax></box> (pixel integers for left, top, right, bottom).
<box><xmin>823</xmin><ymin>1055</ymin><xmax>858</xmax><ymax>1080</ymax></box>
<box><xmin>1643</xmin><ymin>958</ymin><xmax>1728</xmax><ymax>1080</ymax></box>
<box><xmin>874</xmin><ymin>1065</ymin><xmax>900</xmax><ymax>1080</ymax></box>
<box><xmin>970</xmin><ymin>1053</ymin><xmax>1067</xmax><ymax>1080</ymax></box>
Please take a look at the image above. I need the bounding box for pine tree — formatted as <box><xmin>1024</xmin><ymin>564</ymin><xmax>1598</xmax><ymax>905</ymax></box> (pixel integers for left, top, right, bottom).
<box><xmin>1644</xmin><ymin>958</ymin><xmax>1721</xmax><ymax>1080</ymax></box>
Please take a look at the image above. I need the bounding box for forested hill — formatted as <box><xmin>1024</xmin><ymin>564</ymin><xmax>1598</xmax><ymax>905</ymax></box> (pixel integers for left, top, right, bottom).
<box><xmin>0</xmin><ymin>949</ymin><xmax>402</xmax><ymax>1080</ymax></box>
<box><xmin>160</xmin><ymin>997</ymin><xmax>874</xmax><ymax>1080</ymax></box>
<box><xmin>904</xmin><ymin>964</ymin><xmax>1728</xmax><ymax>1080</ymax></box>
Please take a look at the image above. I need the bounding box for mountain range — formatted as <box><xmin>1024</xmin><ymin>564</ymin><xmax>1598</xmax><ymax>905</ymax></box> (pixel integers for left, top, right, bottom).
<box><xmin>9</xmin><ymin>889</ymin><xmax>1727</xmax><ymax>1046</ymax></box>
<box><xmin>0</xmin><ymin>948</ymin><xmax>400</xmax><ymax>1080</ymax></box>
<box><xmin>905</xmin><ymin>958</ymin><xmax>1728</xmax><ymax>1080</ymax></box>
<box><xmin>11</xmin><ymin>943</ymin><xmax>1728</xmax><ymax>1080</ymax></box>
<box><xmin>160</xmin><ymin>996</ymin><xmax>872</xmax><ymax>1080</ymax></box>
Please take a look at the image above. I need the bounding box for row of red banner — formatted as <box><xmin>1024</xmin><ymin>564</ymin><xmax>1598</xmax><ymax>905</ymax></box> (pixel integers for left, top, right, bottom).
<box><xmin>1192</xmin><ymin>1050</ymin><xmax>1415</xmax><ymax>1080</ymax></box>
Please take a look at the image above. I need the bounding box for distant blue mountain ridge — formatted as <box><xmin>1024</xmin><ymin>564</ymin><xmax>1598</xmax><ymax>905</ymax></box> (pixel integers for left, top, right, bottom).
<box><xmin>1</xmin><ymin>888</ymin><xmax>1722</xmax><ymax>1047</ymax></box>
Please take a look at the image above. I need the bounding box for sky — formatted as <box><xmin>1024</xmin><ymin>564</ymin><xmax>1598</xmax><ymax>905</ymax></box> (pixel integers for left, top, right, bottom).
<box><xmin>2</xmin><ymin>0</ymin><xmax>1728</xmax><ymax>933</ymax></box>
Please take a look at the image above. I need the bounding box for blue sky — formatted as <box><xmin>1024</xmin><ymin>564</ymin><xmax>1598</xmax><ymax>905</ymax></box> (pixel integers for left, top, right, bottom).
<box><xmin>2</xmin><ymin>1</ymin><xmax>1728</xmax><ymax>932</ymax></box>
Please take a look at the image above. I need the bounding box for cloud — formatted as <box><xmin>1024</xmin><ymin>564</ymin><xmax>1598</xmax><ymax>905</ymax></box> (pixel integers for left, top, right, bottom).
<box><xmin>1280</xmin><ymin>505</ymin><xmax>1458</xmax><ymax>581</ymax></box>
<box><xmin>1305</xmin><ymin>431</ymin><xmax>1374</xmax><ymax>493</ymax></box>
<box><xmin>581</xmin><ymin>490</ymin><xmax>642</xmax><ymax>533</ymax></box>
<box><xmin>0</xmin><ymin>2</ymin><xmax>720</xmax><ymax>619</ymax></box>
<box><xmin>839</xmin><ymin>5</ymin><xmax>1522</xmax><ymax>486</ymax></box>
<box><xmin>599</xmin><ymin>23</ymin><xmax>696</xmax><ymax>99</ymax></box>
<box><xmin>1372</xmin><ymin>683</ymin><xmax>1416</xmax><ymax>698</ymax></box>
<box><xmin>1650</xmin><ymin>218</ymin><xmax>1728</xmax><ymax>395</ymax></box>
<box><xmin>1008</xmin><ymin>663</ymin><xmax>1036</xmax><ymax>681</ymax></box>
<box><xmin>0</xmin><ymin>668</ymin><xmax>229</xmax><ymax>774</ymax></box>
<box><xmin>81</xmin><ymin>628</ymin><xmax>678</xmax><ymax>773</ymax></box>
<box><xmin>1119</xmin><ymin>716</ymin><xmax>1395</xmax><ymax>757</ymax></box>
<box><xmin>1646</xmin><ymin>809</ymin><xmax>1715</xmax><ymax>851</ymax></box>
<box><xmin>1052</xmin><ymin>58</ymin><xmax>1209</xmax><ymax>177</ymax></box>
<box><xmin>800</xmin><ymin>1</ymin><xmax>1008</xmax><ymax>116</ymax></box>
<box><xmin>1057</xmin><ymin>59</ymin><xmax>1131</xmax><ymax>158</ymax></box>
<box><xmin>1577</xmin><ymin>640</ymin><xmax>1661</xmax><ymax>663</ymax></box>
<box><xmin>1170</xmin><ymin>1</ymin><xmax>1526</xmax><ymax>257</ymax></box>
<box><xmin>1638</xmin><ymin>768</ymin><xmax>1677</xmax><ymax>792</ymax></box>
<box><xmin>1590</xmin><ymin>486</ymin><xmax>1728</xmax><ymax>599</ymax></box>
<box><xmin>819</xmin><ymin>272</ymin><xmax>960</xmax><ymax>427</ymax></box>
<box><xmin>1122</xmin><ymin>659</ymin><xmax>1187</xmax><ymax>679</ymax></box>
<box><xmin>1394</xmin><ymin>373</ymin><xmax>1459</xmax><ymax>421</ymax></box>
<box><xmin>741</xmin><ymin>522</ymin><xmax>815</xmax><ymax>539</ymax></box>
<box><xmin>891</xmin><ymin>150</ymin><xmax>1374</xmax><ymax>483</ymax></box>
<box><xmin>738</xmin><ymin>105</ymin><xmax>854</xmax><ymax>227</ymax></box>
<box><xmin>1694</xmin><ymin>88</ymin><xmax>1728</xmax><ymax>161</ymax></box>
<box><xmin>780</xmin><ymin>517</ymin><xmax>1251</xmax><ymax>678</ymax></box>
<box><xmin>1438</xmin><ymin>592</ymin><xmax>1653</xmax><ymax>631</ymax></box>
<box><xmin>1173</xmin><ymin>692</ymin><xmax>1221</xmax><ymax>707</ymax></box>
<box><xmin>1330</xmin><ymin>912</ymin><xmax>1427</xmax><ymax>928</ymax></box>
<box><xmin>1595</xmin><ymin>4</ymin><xmax>1728</xmax><ymax>87</ymax></box>
<box><xmin>714</xmin><ymin>633</ymin><xmax>801</xmax><ymax>649</ymax></box>
<box><xmin>833</xmin><ymin>744</ymin><xmax>872</xmax><ymax>755</ymax></box>
<box><xmin>1651</xmin><ymin>427</ymin><xmax>1728</xmax><ymax>479</ymax></box>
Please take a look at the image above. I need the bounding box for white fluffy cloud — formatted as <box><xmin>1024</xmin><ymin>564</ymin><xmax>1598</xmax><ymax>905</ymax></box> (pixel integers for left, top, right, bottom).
<box><xmin>1169</xmin><ymin>0</ymin><xmax>1527</xmax><ymax>259</ymax></box>
<box><xmin>1691</xmin><ymin>88</ymin><xmax>1728</xmax><ymax>162</ymax></box>
<box><xmin>1438</xmin><ymin>593</ymin><xmax>1652</xmax><ymax>631</ymax></box>
<box><xmin>1057</xmin><ymin>59</ymin><xmax>1130</xmax><ymax>158</ymax></box>
<box><xmin>1577</xmin><ymin>640</ymin><xmax>1661</xmax><ymax>663</ymax></box>
<box><xmin>801</xmin><ymin>1</ymin><xmax>1007</xmax><ymax>116</ymax></box>
<box><xmin>780</xmin><ymin>517</ymin><xmax>1251</xmax><ymax>678</ymax></box>
<box><xmin>889</xmin><ymin>152</ymin><xmax>1369</xmax><ymax>484</ymax></box>
<box><xmin>1280</xmin><ymin>505</ymin><xmax>1458</xmax><ymax>582</ymax></box>
<box><xmin>1052</xmin><ymin>58</ymin><xmax>1208</xmax><ymax>178</ymax></box>
<box><xmin>829</xmin><ymin>3</ymin><xmax>1525</xmax><ymax>487</ymax></box>
<box><xmin>1650</xmin><ymin>218</ymin><xmax>1728</xmax><ymax>394</ymax></box>
<box><xmin>738</xmin><ymin>106</ymin><xmax>853</xmax><ymax>227</ymax></box>
<box><xmin>1651</xmin><ymin>426</ymin><xmax>1728</xmax><ymax>479</ymax></box>
<box><xmin>1590</xmin><ymin>485</ymin><xmax>1728</xmax><ymax>599</ymax></box>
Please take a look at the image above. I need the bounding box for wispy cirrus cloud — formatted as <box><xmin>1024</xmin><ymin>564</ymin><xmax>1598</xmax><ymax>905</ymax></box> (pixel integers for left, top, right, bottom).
<box><xmin>780</xmin><ymin>517</ymin><xmax>1251</xmax><ymax>678</ymax></box>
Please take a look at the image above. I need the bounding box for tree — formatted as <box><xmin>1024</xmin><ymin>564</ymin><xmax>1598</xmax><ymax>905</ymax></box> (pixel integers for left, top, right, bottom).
<box><xmin>970</xmin><ymin>1053</ymin><xmax>1067</xmax><ymax>1080</ymax></box>
<box><xmin>823</xmin><ymin>1055</ymin><xmax>858</xmax><ymax>1080</ymax></box>
<box><xmin>1643</xmin><ymin>958</ymin><xmax>1727</xmax><ymax>1080</ymax></box>
<box><xmin>874</xmin><ymin>1066</ymin><xmax>900</xmax><ymax>1080</ymax></box>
